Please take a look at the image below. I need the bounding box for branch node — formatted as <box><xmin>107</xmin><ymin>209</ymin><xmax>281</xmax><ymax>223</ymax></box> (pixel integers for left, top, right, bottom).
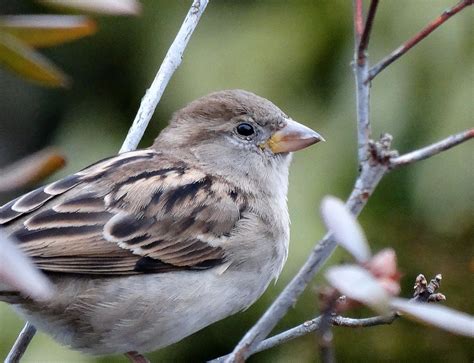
<box><xmin>368</xmin><ymin>133</ymin><xmax>397</xmax><ymax>166</ymax></box>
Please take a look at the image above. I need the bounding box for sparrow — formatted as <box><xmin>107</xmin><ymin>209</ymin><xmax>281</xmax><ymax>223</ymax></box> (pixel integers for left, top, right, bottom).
<box><xmin>0</xmin><ymin>89</ymin><xmax>324</xmax><ymax>362</ymax></box>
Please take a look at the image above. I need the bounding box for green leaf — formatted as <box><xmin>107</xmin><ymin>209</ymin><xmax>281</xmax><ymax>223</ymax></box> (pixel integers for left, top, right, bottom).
<box><xmin>38</xmin><ymin>0</ymin><xmax>142</xmax><ymax>16</ymax></box>
<box><xmin>0</xmin><ymin>32</ymin><xmax>69</xmax><ymax>87</ymax></box>
<box><xmin>0</xmin><ymin>15</ymin><xmax>96</xmax><ymax>48</ymax></box>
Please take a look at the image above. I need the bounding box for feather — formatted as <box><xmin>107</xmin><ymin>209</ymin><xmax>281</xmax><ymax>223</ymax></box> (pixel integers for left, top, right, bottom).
<box><xmin>0</xmin><ymin>149</ymin><xmax>247</xmax><ymax>275</ymax></box>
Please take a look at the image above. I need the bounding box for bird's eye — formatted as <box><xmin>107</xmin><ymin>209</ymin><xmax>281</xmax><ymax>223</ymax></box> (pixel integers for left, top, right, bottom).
<box><xmin>236</xmin><ymin>123</ymin><xmax>255</xmax><ymax>137</ymax></box>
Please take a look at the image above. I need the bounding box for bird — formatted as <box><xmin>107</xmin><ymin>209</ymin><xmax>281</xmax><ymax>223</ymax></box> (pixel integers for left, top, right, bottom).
<box><xmin>0</xmin><ymin>89</ymin><xmax>324</xmax><ymax>362</ymax></box>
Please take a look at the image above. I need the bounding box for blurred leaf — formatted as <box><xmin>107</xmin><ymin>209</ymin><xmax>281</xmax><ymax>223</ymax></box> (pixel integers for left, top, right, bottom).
<box><xmin>391</xmin><ymin>298</ymin><xmax>474</xmax><ymax>338</ymax></box>
<box><xmin>366</xmin><ymin>249</ymin><xmax>401</xmax><ymax>296</ymax></box>
<box><xmin>0</xmin><ymin>148</ymin><xmax>66</xmax><ymax>192</ymax></box>
<box><xmin>0</xmin><ymin>15</ymin><xmax>96</xmax><ymax>48</ymax></box>
<box><xmin>38</xmin><ymin>0</ymin><xmax>142</xmax><ymax>16</ymax></box>
<box><xmin>0</xmin><ymin>231</ymin><xmax>55</xmax><ymax>301</ymax></box>
<box><xmin>0</xmin><ymin>32</ymin><xmax>69</xmax><ymax>87</ymax></box>
<box><xmin>321</xmin><ymin>196</ymin><xmax>371</xmax><ymax>263</ymax></box>
<box><xmin>325</xmin><ymin>265</ymin><xmax>391</xmax><ymax>314</ymax></box>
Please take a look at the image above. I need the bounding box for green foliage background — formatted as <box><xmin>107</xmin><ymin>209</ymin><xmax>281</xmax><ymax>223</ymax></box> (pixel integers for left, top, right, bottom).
<box><xmin>0</xmin><ymin>1</ymin><xmax>472</xmax><ymax>362</ymax></box>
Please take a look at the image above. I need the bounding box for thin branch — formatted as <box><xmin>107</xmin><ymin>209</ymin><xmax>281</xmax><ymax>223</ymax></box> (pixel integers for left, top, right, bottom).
<box><xmin>368</xmin><ymin>0</ymin><xmax>472</xmax><ymax>81</ymax></box>
<box><xmin>353</xmin><ymin>0</ymin><xmax>364</xmax><ymax>43</ymax></box>
<box><xmin>389</xmin><ymin>128</ymin><xmax>474</xmax><ymax>168</ymax></box>
<box><xmin>318</xmin><ymin>294</ymin><xmax>338</xmax><ymax>363</ymax></box>
<box><xmin>249</xmin><ymin>316</ymin><xmax>323</xmax><ymax>358</ymax></box>
<box><xmin>331</xmin><ymin>314</ymin><xmax>398</xmax><ymax>328</ymax></box>
<box><xmin>353</xmin><ymin>1</ymin><xmax>372</xmax><ymax>165</ymax></box>
<box><xmin>211</xmin><ymin>314</ymin><xmax>397</xmax><ymax>362</ymax></box>
<box><xmin>357</xmin><ymin>0</ymin><xmax>380</xmax><ymax>64</ymax></box>
<box><xmin>354</xmin><ymin>63</ymin><xmax>371</xmax><ymax>165</ymax></box>
<box><xmin>119</xmin><ymin>0</ymin><xmax>210</xmax><ymax>153</ymax></box>
<box><xmin>5</xmin><ymin>323</ymin><xmax>36</xmax><ymax>363</ymax></box>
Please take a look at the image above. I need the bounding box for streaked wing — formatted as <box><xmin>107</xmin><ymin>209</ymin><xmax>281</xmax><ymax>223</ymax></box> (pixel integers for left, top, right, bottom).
<box><xmin>0</xmin><ymin>150</ymin><xmax>247</xmax><ymax>275</ymax></box>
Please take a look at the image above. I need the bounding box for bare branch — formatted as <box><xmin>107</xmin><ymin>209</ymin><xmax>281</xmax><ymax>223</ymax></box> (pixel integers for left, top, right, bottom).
<box><xmin>353</xmin><ymin>64</ymin><xmax>371</xmax><ymax>165</ymax></box>
<box><xmin>353</xmin><ymin>0</ymin><xmax>364</xmax><ymax>44</ymax></box>
<box><xmin>331</xmin><ymin>314</ymin><xmax>398</xmax><ymax>328</ymax></box>
<box><xmin>251</xmin><ymin>316</ymin><xmax>323</xmax><ymax>357</ymax></box>
<box><xmin>368</xmin><ymin>0</ymin><xmax>472</xmax><ymax>81</ymax></box>
<box><xmin>211</xmin><ymin>314</ymin><xmax>397</xmax><ymax>362</ymax></box>
<box><xmin>119</xmin><ymin>0</ymin><xmax>209</xmax><ymax>153</ymax></box>
<box><xmin>389</xmin><ymin>128</ymin><xmax>474</xmax><ymax>168</ymax></box>
<box><xmin>353</xmin><ymin>1</ymin><xmax>373</xmax><ymax>165</ymax></box>
<box><xmin>5</xmin><ymin>323</ymin><xmax>36</xmax><ymax>363</ymax></box>
<box><xmin>357</xmin><ymin>0</ymin><xmax>380</xmax><ymax>64</ymax></box>
<box><xmin>318</xmin><ymin>292</ymin><xmax>338</xmax><ymax>363</ymax></box>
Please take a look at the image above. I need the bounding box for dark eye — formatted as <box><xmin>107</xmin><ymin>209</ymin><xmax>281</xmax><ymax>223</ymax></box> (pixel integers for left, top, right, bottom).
<box><xmin>236</xmin><ymin>123</ymin><xmax>255</xmax><ymax>136</ymax></box>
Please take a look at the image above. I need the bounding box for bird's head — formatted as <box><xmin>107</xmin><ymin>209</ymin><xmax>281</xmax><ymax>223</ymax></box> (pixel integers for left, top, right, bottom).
<box><xmin>153</xmin><ymin>90</ymin><xmax>324</xmax><ymax>191</ymax></box>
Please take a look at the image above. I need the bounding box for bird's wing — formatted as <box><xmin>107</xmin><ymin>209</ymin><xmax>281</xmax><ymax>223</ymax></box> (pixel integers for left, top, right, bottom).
<box><xmin>0</xmin><ymin>150</ymin><xmax>247</xmax><ymax>275</ymax></box>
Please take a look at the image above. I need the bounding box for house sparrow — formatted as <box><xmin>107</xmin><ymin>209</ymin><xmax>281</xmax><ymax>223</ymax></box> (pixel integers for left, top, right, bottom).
<box><xmin>0</xmin><ymin>90</ymin><xmax>323</xmax><ymax>361</ymax></box>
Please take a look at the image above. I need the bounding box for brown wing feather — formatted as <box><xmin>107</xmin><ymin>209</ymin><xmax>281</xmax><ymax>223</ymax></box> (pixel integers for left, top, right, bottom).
<box><xmin>0</xmin><ymin>149</ymin><xmax>247</xmax><ymax>275</ymax></box>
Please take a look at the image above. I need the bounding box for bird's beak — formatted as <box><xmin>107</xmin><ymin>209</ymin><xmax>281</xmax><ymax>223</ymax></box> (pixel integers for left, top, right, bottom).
<box><xmin>264</xmin><ymin>119</ymin><xmax>325</xmax><ymax>154</ymax></box>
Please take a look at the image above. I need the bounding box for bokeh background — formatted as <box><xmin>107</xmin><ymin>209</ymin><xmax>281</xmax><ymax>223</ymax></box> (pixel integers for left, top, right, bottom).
<box><xmin>0</xmin><ymin>1</ymin><xmax>472</xmax><ymax>362</ymax></box>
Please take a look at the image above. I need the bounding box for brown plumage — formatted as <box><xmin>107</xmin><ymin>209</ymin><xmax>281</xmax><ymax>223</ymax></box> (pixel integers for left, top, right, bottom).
<box><xmin>0</xmin><ymin>89</ymin><xmax>323</xmax><ymax>360</ymax></box>
<box><xmin>1</xmin><ymin>150</ymin><xmax>246</xmax><ymax>274</ymax></box>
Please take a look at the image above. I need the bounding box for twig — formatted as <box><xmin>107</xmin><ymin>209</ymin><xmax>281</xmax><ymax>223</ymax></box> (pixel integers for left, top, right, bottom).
<box><xmin>368</xmin><ymin>0</ymin><xmax>472</xmax><ymax>81</ymax></box>
<box><xmin>353</xmin><ymin>1</ymin><xmax>372</xmax><ymax>165</ymax></box>
<box><xmin>318</xmin><ymin>292</ymin><xmax>338</xmax><ymax>363</ymax></box>
<box><xmin>357</xmin><ymin>0</ymin><xmax>380</xmax><ymax>64</ymax></box>
<box><xmin>353</xmin><ymin>0</ymin><xmax>364</xmax><ymax>43</ymax></box>
<box><xmin>389</xmin><ymin>128</ymin><xmax>474</xmax><ymax>168</ymax></box>
<box><xmin>4</xmin><ymin>323</ymin><xmax>36</xmax><ymax>363</ymax></box>
<box><xmin>119</xmin><ymin>0</ymin><xmax>209</xmax><ymax>153</ymax></box>
<box><xmin>331</xmin><ymin>314</ymin><xmax>398</xmax><ymax>328</ymax></box>
<box><xmin>211</xmin><ymin>313</ymin><xmax>397</xmax><ymax>362</ymax></box>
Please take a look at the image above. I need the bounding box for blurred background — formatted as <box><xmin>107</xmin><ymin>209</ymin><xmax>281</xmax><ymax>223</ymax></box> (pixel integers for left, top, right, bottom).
<box><xmin>0</xmin><ymin>0</ymin><xmax>472</xmax><ymax>362</ymax></box>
